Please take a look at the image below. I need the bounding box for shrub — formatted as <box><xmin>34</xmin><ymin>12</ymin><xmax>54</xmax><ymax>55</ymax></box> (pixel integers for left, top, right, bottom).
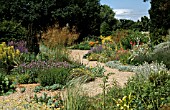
<box><xmin>0</xmin><ymin>72</ymin><xmax>15</xmax><ymax>95</ymax></box>
<box><xmin>83</xmin><ymin>45</ymin><xmax>103</xmax><ymax>59</ymax></box>
<box><xmin>152</xmin><ymin>41</ymin><xmax>170</xmax><ymax>69</ymax></box>
<box><xmin>122</xmin><ymin>30</ymin><xmax>149</xmax><ymax>49</ymax></box>
<box><xmin>124</xmin><ymin>71</ymin><xmax>170</xmax><ymax>110</ymax></box>
<box><xmin>0</xmin><ymin>20</ymin><xmax>27</xmax><ymax>42</ymax></box>
<box><xmin>133</xmin><ymin>62</ymin><xmax>168</xmax><ymax>79</ymax></box>
<box><xmin>69</xmin><ymin>68</ymin><xmax>95</xmax><ymax>82</ymax></box>
<box><xmin>38</xmin><ymin>68</ymin><xmax>70</xmax><ymax>86</ymax></box>
<box><xmin>69</xmin><ymin>41</ymin><xmax>91</xmax><ymax>50</ymax></box>
<box><xmin>14</xmin><ymin>61</ymin><xmax>71</xmax><ymax>84</ymax></box>
<box><xmin>128</xmin><ymin>43</ymin><xmax>152</xmax><ymax>65</ymax></box>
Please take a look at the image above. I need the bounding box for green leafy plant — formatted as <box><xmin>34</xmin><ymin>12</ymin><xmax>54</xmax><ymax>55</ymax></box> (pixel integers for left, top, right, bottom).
<box><xmin>70</xmin><ymin>41</ymin><xmax>91</xmax><ymax>50</ymax></box>
<box><xmin>32</xmin><ymin>93</ymin><xmax>63</xmax><ymax>109</ymax></box>
<box><xmin>0</xmin><ymin>72</ymin><xmax>15</xmax><ymax>95</ymax></box>
<box><xmin>128</xmin><ymin>43</ymin><xmax>152</xmax><ymax>65</ymax></box>
<box><xmin>38</xmin><ymin>68</ymin><xmax>70</xmax><ymax>86</ymax></box>
<box><xmin>113</xmin><ymin>93</ymin><xmax>134</xmax><ymax>110</ymax></box>
<box><xmin>20</xmin><ymin>87</ymin><xmax>26</xmax><ymax>93</ymax></box>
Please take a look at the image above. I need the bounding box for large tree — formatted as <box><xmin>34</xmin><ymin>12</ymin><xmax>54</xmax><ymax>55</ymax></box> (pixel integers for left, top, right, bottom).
<box><xmin>0</xmin><ymin>0</ymin><xmax>101</xmax><ymax>50</ymax></box>
<box><xmin>144</xmin><ymin>0</ymin><xmax>170</xmax><ymax>44</ymax></box>
<box><xmin>100</xmin><ymin>5</ymin><xmax>117</xmax><ymax>36</ymax></box>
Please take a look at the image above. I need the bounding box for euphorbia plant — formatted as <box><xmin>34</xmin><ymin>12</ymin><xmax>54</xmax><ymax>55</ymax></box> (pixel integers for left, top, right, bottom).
<box><xmin>0</xmin><ymin>42</ymin><xmax>20</xmax><ymax>74</ymax></box>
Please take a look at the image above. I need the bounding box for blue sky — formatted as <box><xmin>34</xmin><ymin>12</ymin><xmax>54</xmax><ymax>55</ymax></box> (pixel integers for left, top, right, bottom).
<box><xmin>100</xmin><ymin>0</ymin><xmax>151</xmax><ymax>21</ymax></box>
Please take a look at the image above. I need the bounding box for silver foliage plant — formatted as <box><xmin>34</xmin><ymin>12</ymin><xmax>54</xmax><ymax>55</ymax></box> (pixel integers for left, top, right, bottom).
<box><xmin>106</xmin><ymin>61</ymin><xmax>167</xmax><ymax>78</ymax></box>
<box><xmin>153</xmin><ymin>41</ymin><xmax>170</xmax><ymax>54</ymax></box>
<box><xmin>133</xmin><ymin>61</ymin><xmax>167</xmax><ymax>79</ymax></box>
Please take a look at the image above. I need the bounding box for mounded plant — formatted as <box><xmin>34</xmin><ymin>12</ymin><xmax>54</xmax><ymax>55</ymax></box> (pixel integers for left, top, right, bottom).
<box><xmin>38</xmin><ymin>68</ymin><xmax>70</xmax><ymax>86</ymax></box>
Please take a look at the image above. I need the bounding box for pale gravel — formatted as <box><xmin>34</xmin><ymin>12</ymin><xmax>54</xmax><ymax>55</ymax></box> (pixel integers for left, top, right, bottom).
<box><xmin>69</xmin><ymin>50</ymin><xmax>135</xmax><ymax>96</ymax></box>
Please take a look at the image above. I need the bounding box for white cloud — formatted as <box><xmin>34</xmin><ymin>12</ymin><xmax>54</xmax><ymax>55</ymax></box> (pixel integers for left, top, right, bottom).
<box><xmin>113</xmin><ymin>9</ymin><xmax>149</xmax><ymax>21</ymax></box>
<box><xmin>113</xmin><ymin>9</ymin><xmax>133</xmax><ymax>15</ymax></box>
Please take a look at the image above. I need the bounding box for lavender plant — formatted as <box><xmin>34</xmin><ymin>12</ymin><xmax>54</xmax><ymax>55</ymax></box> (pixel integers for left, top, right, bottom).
<box><xmin>14</xmin><ymin>61</ymin><xmax>72</xmax><ymax>84</ymax></box>
<box><xmin>83</xmin><ymin>45</ymin><xmax>103</xmax><ymax>59</ymax></box>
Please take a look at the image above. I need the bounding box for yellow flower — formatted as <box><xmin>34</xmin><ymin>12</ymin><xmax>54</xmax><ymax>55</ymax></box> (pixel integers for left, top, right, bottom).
<box><xmin>8</xmin><ymin>56</ymin><xmax>11</xmax><ymax>60</ymax></box>
<box><xmin>1</xmin><ymin>42</ymin><xmax>6</xmax><ymax>47</ymax></box>
<box><xmin>15</xmin><ymin>49</ymin><xmax>20</xmax><ymax>56</ymax></box>
<box><xmin>101</xmin><ymin>36</ymin><xmax>113</xmax><ymax>44</ymax></box>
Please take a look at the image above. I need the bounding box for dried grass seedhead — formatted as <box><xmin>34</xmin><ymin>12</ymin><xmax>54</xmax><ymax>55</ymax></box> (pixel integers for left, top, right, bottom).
<box><xmin>42</xmin><ymin>24</ymin><xmax>79</xmax><ymax>47</ymax></box>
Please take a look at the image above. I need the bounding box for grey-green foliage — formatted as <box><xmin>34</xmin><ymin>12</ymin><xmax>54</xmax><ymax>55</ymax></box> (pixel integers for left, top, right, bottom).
<box><xmin>152</xmin><ymin>41</ymin><xmax>170</xmax><ymax>69</ymax></box>
<box><xmin>133</xmin><ymin>62</ymin><xmax>168</xmax><ymax>79</ymax></box>
<box><xmin>106</xmin><ymin>61</ymin><xmax>137</xmax><ymax>72</ymax></box>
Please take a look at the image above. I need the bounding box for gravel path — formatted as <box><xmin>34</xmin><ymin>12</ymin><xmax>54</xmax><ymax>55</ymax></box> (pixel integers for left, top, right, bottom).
<box><xmin>69</xmin><ymin>50</ymin><xmax>135</xmax><ymax>96</ymax></box>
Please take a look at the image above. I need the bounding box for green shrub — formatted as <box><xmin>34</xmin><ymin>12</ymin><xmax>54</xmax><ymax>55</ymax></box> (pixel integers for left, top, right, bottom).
<box><xmin>0</xmin><ymin>20</ymin><xmax>27</xmax><ymax>42</ymax></box>
<box><xmin>0</xmin><ymin>72</ymin><xmax>15</xmax><ymax>95</ymax></box>
<box><xmin>69</xmin><ymin>41</ymin><xmax>91</xmax><ymax>50</ymax></box>
<box><xmin>38</xmin><ymin>68</ymin><xmax>69</xmax><ymax>86</ymax></box>
<box><xmin>17</xmin><ymin>73</ymin><xmax>30</xmax><ymax>84</ymax></box>
<box><xmin>124</xmin><ymin>71</ymin><xmax>170</xmax><ymax>110</ymax></box>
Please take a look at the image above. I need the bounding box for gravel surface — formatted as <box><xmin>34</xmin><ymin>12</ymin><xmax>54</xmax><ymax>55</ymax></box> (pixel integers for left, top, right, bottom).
<box><xmin>69</xmin><ymin>50</ymin><xmax>135</xmax><ymax>96</ymax></box>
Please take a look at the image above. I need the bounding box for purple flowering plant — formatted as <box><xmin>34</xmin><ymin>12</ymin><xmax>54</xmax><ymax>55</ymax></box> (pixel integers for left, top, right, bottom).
<box><xmin>8</xmin><ymin>40</ymin><xmax>28</xmax><ymax>53</ymax></box>
<box><xmin>83</xmin><ymin>45</ymin><xmax>104</xmax><ymax>58</ymax></box>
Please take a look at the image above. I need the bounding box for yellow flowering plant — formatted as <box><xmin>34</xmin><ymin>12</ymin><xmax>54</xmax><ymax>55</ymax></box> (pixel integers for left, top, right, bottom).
<box><xmin>100</xmin><ymin>35</ymin><xmax>113</xmax><ymax>44</ymax></box>
<box><xmin>0</xmin><ymin>42</ymin><xmax>20</xmax><ymax>74</ymax></box>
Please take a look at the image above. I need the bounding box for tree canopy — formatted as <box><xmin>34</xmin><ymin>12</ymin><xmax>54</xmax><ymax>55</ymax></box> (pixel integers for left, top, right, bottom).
<box><xmin>144</xmin><ymin>0</ymin><xmax>170</xmax><ymax>44</ymax></box>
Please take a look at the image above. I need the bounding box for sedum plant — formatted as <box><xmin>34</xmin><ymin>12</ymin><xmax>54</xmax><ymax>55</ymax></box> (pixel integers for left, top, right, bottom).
<box><xmin>0</xmin><ymin>42</ymin><xmax>20</xmax><ymax>74</ymax></box>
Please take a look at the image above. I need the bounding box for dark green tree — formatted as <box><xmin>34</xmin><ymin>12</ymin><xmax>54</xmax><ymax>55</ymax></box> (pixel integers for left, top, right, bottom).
<box><xmin>100</xmin><ymin>5</ymin><xmax>118</xmax><ymax>36</ymax></box>
<box><xmin>144</xmin><ymin>0</ymin><xmax>170</xmax><ymax>44</ymax></box>
<box><xmin>116</xmin><ymin>19</ymin><xmax>136</xmax><ymax>30</ymax></box>
<box><xmin>0</xmin><ymin>0</ymin><xmax>101</xmax><ymax>51</ymax></box>
<box><xmin>139</xmin><ymin>16</ymin><xmax>150</xmax><ymax>32</ymax></box>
